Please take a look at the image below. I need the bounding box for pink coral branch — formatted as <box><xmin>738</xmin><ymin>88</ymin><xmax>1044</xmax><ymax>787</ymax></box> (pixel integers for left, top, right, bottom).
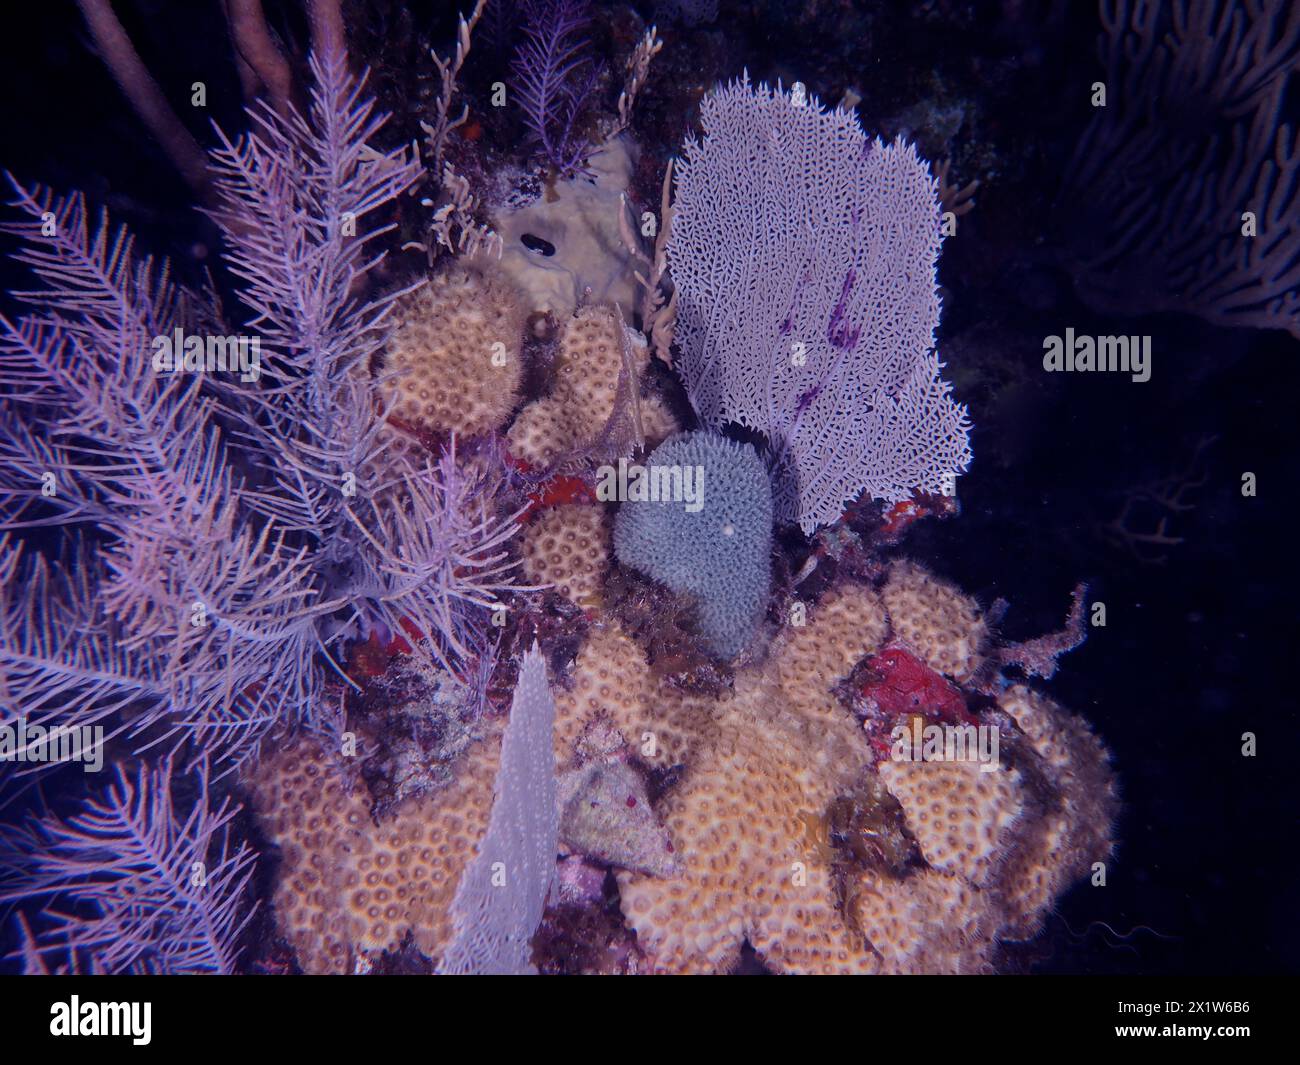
<box><xmin>995</xmin><ymin>582</ymin><xmax>1089</xmax><ymax>681</ymax></box>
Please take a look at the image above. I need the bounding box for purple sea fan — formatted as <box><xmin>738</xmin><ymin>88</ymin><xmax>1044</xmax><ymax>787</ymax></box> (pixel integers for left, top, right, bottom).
<box><xmin>0</xmin><ymin>758</ymin><xmax>257</xmax><ymax>974</ymax></box>
<box><xmin>510</xmin><ymin>0</ymin><xmax>603</xmax><ymax>177</ymax></box>
<box><xmin>667</xmin><ymin>75</ymin><xmax>973</xmax><ymax>534</ymax></box>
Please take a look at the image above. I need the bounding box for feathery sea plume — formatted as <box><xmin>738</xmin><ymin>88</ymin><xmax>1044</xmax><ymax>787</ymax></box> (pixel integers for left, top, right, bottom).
<box><xmin>344</xmin><ymin>438</ymin><xmax>529</xmax><ymax>675</ymax></box>
<box><xmin>0</xmin><ymin>39</ymin><xmax>537</xmax><ymax>974</ymax></box>
<box><xmin>0</xmin><ymin>537</ymin><xmax>166</xmax><ymax>768</ymax></box>
<box><xmin>204</xmin><ymin>44</ymin><xmax>422</xmax><ymax>554</ymax></box>
<box><xmin>511</xmin><ymin>0</ymin><xmax>603</xmax><ymax>177</ymax></box>
<box><xmin>0</xmin><ymin>181</ymin><xmax>323</xmax><ymax>771</ymax></box>
<box><xmin>0</xmin><ymin>43</ymin><xmax>529</xmax><ymax>778</ymax></box>
<box><xmin>207</xmin><ymin>45</ymin><xmax>525</xmax><ymax>688</ymax></box>
<box><xmin>482</xmin><ymin>0</ymin><xmax>523</xmax><ymax>60</ymax></box>
<box><xmin>0</xmin><ymin>758</ymin><xmax>257</xmax><ymax>974</ymax></box>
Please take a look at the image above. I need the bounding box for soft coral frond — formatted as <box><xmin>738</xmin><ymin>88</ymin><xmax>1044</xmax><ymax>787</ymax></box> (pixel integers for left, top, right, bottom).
<box><xmin>206</xmin><ymin>44</ymin><xmax>423</xmax><ymax>541</ymax></box>
<box><xmin>1</xmin><ymin>175</ymin><xmax>181</xmax><ymax>342</ymax></box>
<box><xmin>347</xmin><ymin>437</ymin><xmax>530</xmax><ymax>680</ymax></box>
<box><xmin>0</xmin><ymin>758</ymin><xmax>257</xmax><ymax>974</ymax></box>
<box><xmin>205</xmin><ymin>44</ymin><xmax>527</xmax><ymax>687</ymax></box>
<box><xmin>0</xmin><ymin>180</ymin><xmax>324</xmax><ymax>773</ymax></box>
<box><xmin>511</xmin><ymin>0</ymin><xmax>602</xmax><ymax>176</ymax></box>
<box><xmin>0</xmin><ymin>42</ymin><xmax>532</xmax><ymax>780</ymax></box>
<box><xmin>0</xmin><ymin>537</ymin><xmax>167</xmax><ymax>755</ymax></box>
<box><xmin>0</xmin><ymin>178</ymin><xmax>214</xmax><ymax>533</ymax></box>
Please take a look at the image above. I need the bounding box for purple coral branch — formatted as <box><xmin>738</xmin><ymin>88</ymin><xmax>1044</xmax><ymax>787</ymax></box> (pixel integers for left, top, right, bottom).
<box><xmin>511</xmin><ymin>0</ymin><xmax>602</xmax><ymax>176</ymax></box>
<box><xmin>1</xmin><ymin>758</ymin><xmax>257</xmax><ymax>974</ymax></box>
<box><xmin>0</xmin><ymin>179</ymin><xmax>324</xmax><ymax>773</ymax></box>
<box><xmin>344</xmin><ymin>435</ymin><xmax>529</xmax><ymax>682</ymax></box>
<box><xmin>995</xmin><ymin>582</ymin><xmax>1090</xmax><ymax>681</ymax></box>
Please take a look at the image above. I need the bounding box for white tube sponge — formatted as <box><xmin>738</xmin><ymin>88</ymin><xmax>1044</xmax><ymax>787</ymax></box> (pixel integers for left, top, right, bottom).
<box><xmin>438</xmin><ymin>644</ymin><xmax>557</xmax><ymax>974</ymax></box>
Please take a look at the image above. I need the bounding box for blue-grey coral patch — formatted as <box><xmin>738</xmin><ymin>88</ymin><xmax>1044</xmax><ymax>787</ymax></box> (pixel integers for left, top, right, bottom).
<box><xmin>612</xmin><ymin>431</ymin><xmax>772</xmax><ymax>660</ymax></box>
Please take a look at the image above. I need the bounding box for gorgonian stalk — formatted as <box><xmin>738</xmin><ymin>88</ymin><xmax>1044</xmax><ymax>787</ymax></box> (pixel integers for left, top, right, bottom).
<box><xmin>0</xmin><ymin>758</ymin><xmax>257</xmax><ymax>974</ymax></box>
<box><xmin>511</xmin><ymin>0</ymin><xmax>603</xmax><ymax>177</ymax></box>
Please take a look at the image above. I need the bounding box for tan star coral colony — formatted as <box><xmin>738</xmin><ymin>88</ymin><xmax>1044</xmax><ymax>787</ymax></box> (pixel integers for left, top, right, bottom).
<box><xmin>243</xmin><ymin>200</ymin><xmax>1118</xmax><ymax>973</ymax></box>
<box><xmin>249</xmin><ymin>539</ymin><xmax>1116</xmax><ymax>972</ymax></box>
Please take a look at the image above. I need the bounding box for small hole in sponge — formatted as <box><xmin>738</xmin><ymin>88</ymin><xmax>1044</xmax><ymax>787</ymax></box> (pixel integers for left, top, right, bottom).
<box><xmin>521</xmin><ymin>233</ymin><xmax>557</xmax><ymax>256</ymax></box>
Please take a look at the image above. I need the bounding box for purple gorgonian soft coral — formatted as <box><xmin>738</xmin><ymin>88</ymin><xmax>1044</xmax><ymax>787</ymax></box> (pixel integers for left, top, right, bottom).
<box><xmin>510</xmin><ymin>0</ymin><xmax>603</xmax><ymax>177</ymax></box>
<box><xmin>667</xmin><ymin>76</ymin><xmax>973</xmax><ymax>535</ymax></box>
<box><xmin>0</xmin><ymin>45</ymin><xmax>528</xmax><ymax>781</ymax></box>
<box><xmin>0</xmin><ymin>758</ymin><xmax>257</xmax><ymax>974</ymax></box>
<box><xmin>0</xmin><ymin>178</ymin><xmax>323</xmax><ymax>770</ymax></box>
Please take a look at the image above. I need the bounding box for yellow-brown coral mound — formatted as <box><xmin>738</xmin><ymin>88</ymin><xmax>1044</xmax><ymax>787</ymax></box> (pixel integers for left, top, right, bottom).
<box><xmin>382</xmin><ymin>266</ymin><xmax>525</xmax><ymax>437</ymax></box>
<box><xmin>253</xmin><ymin>560</ymin><xmax>1116</xmax><ymax>976</ymax></box>
<box><xmin>773</xmin><ymin>583</ymin><xmax>890</xmax><ymax>718</ymax></box>
<box><xmin>876</xmin><ymin>759</ymin><xmax>1025</xmax><ymax>885</ymax></box>
<box><xmin>549</xmin><ymin>567</ymin><xmax>1117</xmax><ymax>974</ymax></box>
<box><xmin>616</xmin><ymin>684</ymin><xmax>884</xmax><ymax>974</ymax></box>
<box><xmin>597</xmin><ymin>590</ymin><xmax>891</xmax><ymax>974</ymax></box>
<box><xmin>521</xmin><ymin>503</ymin><xmax>610</xmax><ymax>611</ymax></box>
<box><xmin>507</xmin><ymin>306</ymin><xmax>678</xmax><ymax>467</ymax></box>
<box><xmin>553</xmin><ymin>622</ymin><xmax>718</xmax><ymax>768</ymax></box>
<box><xmin>244</xmin><ymin>726</ymin><xmax>501</xmax><ymax>974</ymax></box>
<box><xmin>993</xmin><ymin>684</ymin><xmax>1119</xmax><ymax>938</ymax></box>
<box><xmin>847</xmin><ymin>868</ymin><xmax>995</xmax><ymax>974</ymax></box>
<box><xmin>881</xmin><ymin>560</ymin><xmax>988</xmax><ymax>680</ymax></box>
